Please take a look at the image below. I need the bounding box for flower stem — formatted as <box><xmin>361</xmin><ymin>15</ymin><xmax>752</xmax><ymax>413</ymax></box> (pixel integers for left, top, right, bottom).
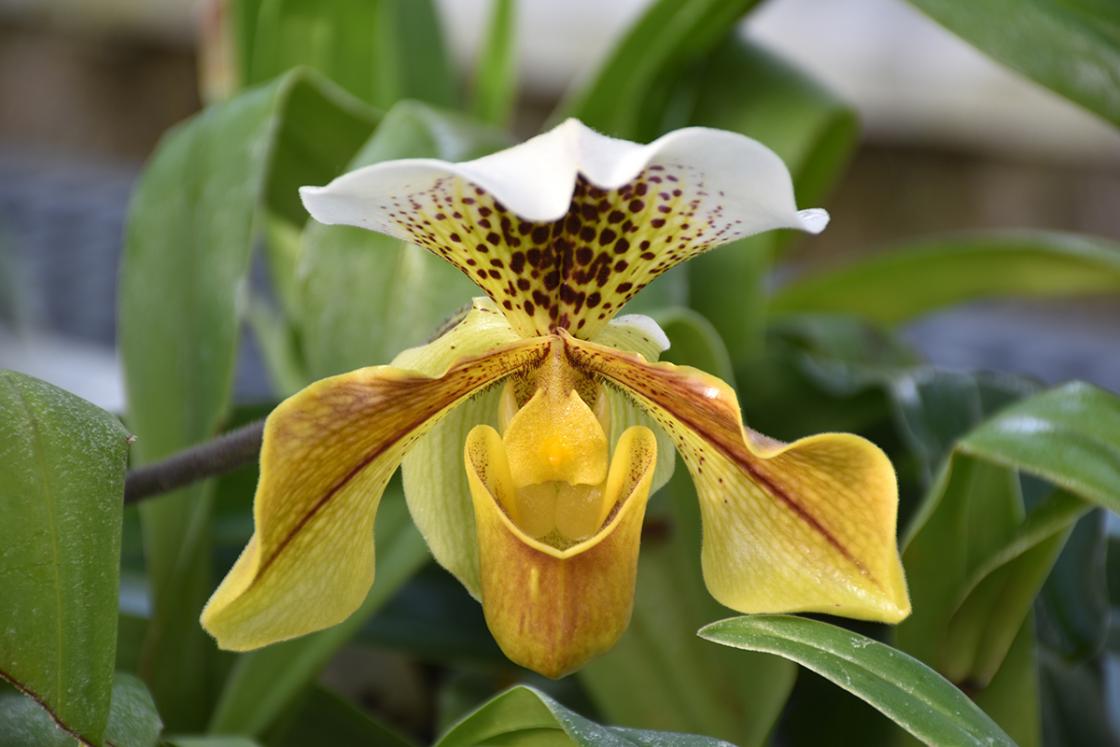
<box><xmin>124</xmin><ymin>419</ymin><xmax>265</xmax><ymax>504</ymax></box>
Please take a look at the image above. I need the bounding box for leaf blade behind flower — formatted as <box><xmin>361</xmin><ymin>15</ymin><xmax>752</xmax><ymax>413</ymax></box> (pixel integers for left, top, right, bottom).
<box><xmin>699</xmin><ymin>615</ymin><xmax>1016</xmax><ymax>747</ymax></box>
<box><xmin>0</xmin><ymin>371</ymin><xmax>130</xmax><ymax>746</ymax></box>
<box><xmin>769</xmin><ymin>231</ymin><xmax>1120</xmax><ymax>324</ymax></box>
<box><xmin>119</xmin><ymin>69</ymin><xmax>377</xmax><ymax>728</ymax></box>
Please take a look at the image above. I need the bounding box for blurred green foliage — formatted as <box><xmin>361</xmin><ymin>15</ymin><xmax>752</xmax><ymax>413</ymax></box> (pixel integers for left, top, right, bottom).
<box><xmin>3</xmin><ymin>0</ymin><xmax>1120</xmax><ymax>745</ymax></box>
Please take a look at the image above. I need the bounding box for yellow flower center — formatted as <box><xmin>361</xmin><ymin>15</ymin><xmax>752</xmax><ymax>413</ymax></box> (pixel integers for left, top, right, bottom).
<box><xmin>490</xmin><ymin>345</ymin><xmax>616</xmax><ymax>549</ymax></box>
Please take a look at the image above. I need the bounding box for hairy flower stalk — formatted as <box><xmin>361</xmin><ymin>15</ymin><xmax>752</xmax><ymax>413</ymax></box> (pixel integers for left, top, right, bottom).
<box><xmin>201</xmin><ymin>119</ymin><xmax>910</xmax><ymax>677</ymax></box>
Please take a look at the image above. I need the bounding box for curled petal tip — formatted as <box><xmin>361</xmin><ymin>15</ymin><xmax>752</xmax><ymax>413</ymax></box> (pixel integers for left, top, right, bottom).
<box><xmin>798</xmin><ymin>207</ymin><xmax>830</xmax><ymax>234</ymax></box>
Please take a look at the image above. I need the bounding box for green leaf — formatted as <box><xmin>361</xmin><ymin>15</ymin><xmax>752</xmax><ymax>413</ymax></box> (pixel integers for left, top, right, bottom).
<box><xmin>436</xmin><ymin>685</ymin><xmax>734</xmax><ymax>747</ymax></box>
<box><xmin>103</xmin><ymin>674</ymin><xmax>163</xmax><ymax>747</ymax></box>
<box><xmin>208</xmin><ymin>486</ymin><xmax>427</xmax><ymax>737</ymax></box>
<box><xmin>552</xmin><ymin>0</ymin><xmax>760</xmax><ymax>139</ymax></box>
<box><xmin>0</xmin><ymin>371</ymin><xmax>130</xmax><ymax>746</ymax></box>
<box><xmin>769</xmin><ymin>231</ymin><xmax>1120</xmax><ymax>324</ymax></box>
<box><xmin>958</xmin><ymin>382</ymin><xmax>1120</xmax><ymax>511</ymax></box>
<box><xmin>233</xmin><ymin>0</ymin><xmax>456</xmax><ymax>109</ymax></box>
<box><xmin>899</xmin><ymin>456</ymin><xmax>1027</xmax><ymax>668</ymax></box>
<box><xmin>118</xmin><ymin>70</ymin><xmax>375</xmax><ymax>728</ymax></box>
<box><xmin>472</xmin><ymin>0</ymin><xmax>518</xmax><ymax>126</ymax></box>
<box><xmin>298</xmin><ymin>101</ymin><xmax>509</xmax><ymax>380</ymax></box>
<box><xmin>939</xmin><ymin>491</ymin><xmax>1085</xmax><ymax>685</ymax></box>
<box><xmin>267</xmin><ymin>685</ymin><xmax>416</xmax><ymax>747</ymax></box>
<box><xmin>580</xmin><ymin>313</ymin><xmax>791</xmax><ymax>746</ymax></box>
<box><xmin>969</xmin><ymin>616</ymin><xmax>1042</xmax><ymax>747</ymax></box>
<box><xmin>0</xmin><ymin>673</ymin><xmax>162</xmax><ymax>747</ymax></box>
<box><xmin>905</xmin><ymin>0</ymin><xmax>1120</xmax><ymax>127</ymax></box>
<box><xmin>899</xmin><ymin>383</ymin><xmax>1120</xmax><ymax>739</ymax></box>
<box><xmin>699</xmin><ymin>616</ymin><xmax>1015</xmax><ymax>747</ymax></box>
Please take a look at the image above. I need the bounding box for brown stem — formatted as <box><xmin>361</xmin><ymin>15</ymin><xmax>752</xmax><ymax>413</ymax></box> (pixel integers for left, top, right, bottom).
<box><xmin>124</xmin><ymin>419</ymin><xmax>265</xmax><ymax>504</ymax></box>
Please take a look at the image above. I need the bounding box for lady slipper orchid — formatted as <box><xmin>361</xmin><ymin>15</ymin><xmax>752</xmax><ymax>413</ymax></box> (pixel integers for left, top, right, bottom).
<box><xmin>200</xmin><ymin>119</ymin><xmax>910</xmax><ymax>677</ymax></box>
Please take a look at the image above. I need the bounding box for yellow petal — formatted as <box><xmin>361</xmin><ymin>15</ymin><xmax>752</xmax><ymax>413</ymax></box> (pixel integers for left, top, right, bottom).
<box><xmin>563</xmin><ymin>332</ymin><xmax>911</xmax><ymax>623</ymax></box>
<box><xmin>200</xmin><ymin>338</ymin><xmax>549</xmax><ymax>650</ymax></box>
<box><xmin>397</xmin><ymin>297</ymin><xmax>526</xmax><ymax>595</ymax></box>
<box><xmin>465</xmin><ymin>424</ymin><xmax>657</xmax><ymax>677</ymax></box>
<box><xmin>400</xmin><ymin>300</ymin><xmax>674</xmax><ymax>598</ymax></box>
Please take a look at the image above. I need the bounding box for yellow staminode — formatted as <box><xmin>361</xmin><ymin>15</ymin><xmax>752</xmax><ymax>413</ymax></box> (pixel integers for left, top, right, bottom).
<box><xmin>201</xmin><ymin>119</ymin><xmax>910</xmax><ymax>677</ymax></box>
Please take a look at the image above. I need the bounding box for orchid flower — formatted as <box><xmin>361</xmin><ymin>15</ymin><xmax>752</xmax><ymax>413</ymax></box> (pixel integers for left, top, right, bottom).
<box><xmin>201</xmin><ymin>119</ymin><xmax>910</xmax><ymax>677</ymax></box>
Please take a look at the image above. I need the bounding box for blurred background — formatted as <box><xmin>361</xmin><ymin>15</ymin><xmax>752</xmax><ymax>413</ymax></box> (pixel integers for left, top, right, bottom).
<box><xmin>1</xmin><ymin>0</ymin><xmax>1117</xmax><ymax>416</ymax></box>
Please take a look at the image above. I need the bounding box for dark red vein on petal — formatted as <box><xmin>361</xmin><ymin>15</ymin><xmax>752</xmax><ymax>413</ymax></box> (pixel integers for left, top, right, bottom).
<box><xmin>565</xmin><ymin>342</ymin><xmax>876</xmax><ymax>584</ymax></box>
<box><xmin>248</xmin><ymin>344</ymin><xmax>548</xmax><ymax>590</ymax></box>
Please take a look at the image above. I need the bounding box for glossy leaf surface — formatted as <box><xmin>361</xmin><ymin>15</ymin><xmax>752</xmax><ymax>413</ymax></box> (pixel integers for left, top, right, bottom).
<box><xmin>700</xmin><ymin>615</ymin><xmax>1015</xmax><ymax>747</ymax></box>
<box><xmin>906</xmin><ymin>0</ymin><xmax>1120</xmax><ymax>126</ymax></box>
<box><xmin>119</xmin><ymin>70</ymin><xmax>375</xmax><ymax>727</ymax></box>
<box><xmin>0</xmin><ymin>371</ymin><xmax>130</xmax><ymax>746</ymax></box>
<box><xmin>436</xmin><ymin>685</ymin><xmax>734</xmax><ymax>747</ymax></box>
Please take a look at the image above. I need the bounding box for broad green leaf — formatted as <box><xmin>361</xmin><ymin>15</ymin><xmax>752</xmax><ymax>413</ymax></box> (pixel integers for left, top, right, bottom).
<box><xmin>699</xmin><ymin>616</ymin><xmax>1015</xmax><ymax>747</ymax></box>
<box><xmin>208</xmin><ymin>487</ymin><xmax>427</xmax><ymax>737</ymax></box>
<box><xmin>906</xmin><ymin>0</ymin><xmax>1120</xmax><ymax>127</ymax></box>
<box><xmin>0</xmin><ymin>673</ymin><xmax>162</xmax><ymax>747</ymax></box>
<box><xmin>268</xmin><ymin>685</ymin><xmax>416</xmax><ymax>747</ymax></box>
<box><xmin>103</xmin><ymin>674</ymin><xmax>163</xmax><ymax>747</ymax></box>
<box><xmin>969</xmin><ymin>616</ymin><xmax>1042</xmax><ymax>747</ymax></box>
<box><xmin>436</xmin><ymin>685</ymin><xmax>734</xmax><ymax>747</ymax></box>
<box><xmin>940</xmin><ymin>491</ymin><xmax>1086</xmax><ymax>685</ymax></box>
<box><xmin>233</xmin><ymin>0</ymin><xmax>456</xmax><ymax>109</ymax></box>
<box><xmin>900</xmin><ymin>383</ymin><xmax>1120</xmax><ymax>738</ymax></box>
<box><xmin>245</xmin><ymin>294</ymin><xmax>307</xmax><ymax>398</ymax></box>
<box><xmin>298</xmin><ymin>101</ymin><xmax>508</xmax><ymax>379</ymax></box>
<box><xmin>958</xmin><ymin>382</ymin><xmax>1120</xmax><ymax>512</ymax></box>
<box><xmin>0</xmin><ymin>691</ymin><xmax>76</xmax><ymax>747</ymax></box>
<box><xmin>472</xmin><ymin>0</ymin><xmax>518</xmax><ymax>126</ymax></box>
<box><xmin>580</xmin><ymin>314</ymin><xmax>791</xmax><ymax>746</ymax></box>
<box><xmin>0</xmin><ymin>371</ymin><xmax>130</xmax><ymax>746</ymax></box>
<box><xmin>552</xmin><ymin>0</ymin><xmax>760</xmax><ymax>139</ymax></box>
<box><xmin>769</xmin><ymin>231</ymin><xmax>1120</xmax><ymax>324</ymax></box>
<box><xmin>119</xmin><ymin>70</ymin><xmax>375</xmax><ymax>728</ymax></box>
<box><xmin>899</xmin><ymin>456</ymin><xmax>1026</xmax><ymax>668</ymax></box>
